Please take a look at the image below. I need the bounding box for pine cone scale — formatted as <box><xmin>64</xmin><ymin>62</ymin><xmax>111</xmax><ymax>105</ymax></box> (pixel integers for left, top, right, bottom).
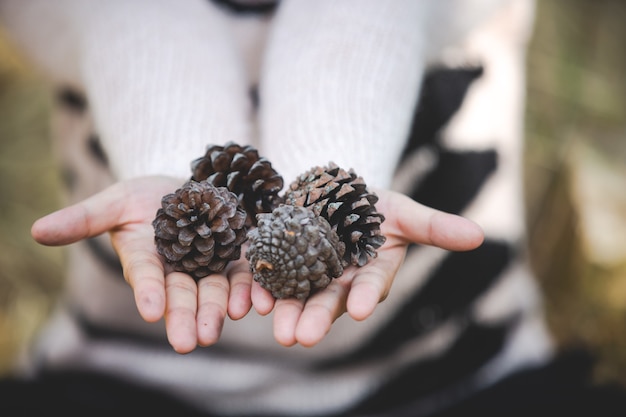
<box><xmin>195</xmin><ymin>223</ymin><xmax>211</xmax><ymax>238</ymax></box>
<box><xmin>211</xmin><ymin>151</ymin><xmax>231</xmax><ymax>171</ymax></box>
<box><xmin>194</xmin><ymin>237</ymin><xmax>214</xmax><ymax>253</ymax></box>
<box><xmin>231</xmin><ymin>153</ymin><xmax>248</xmax><ymax>170</ymax></box>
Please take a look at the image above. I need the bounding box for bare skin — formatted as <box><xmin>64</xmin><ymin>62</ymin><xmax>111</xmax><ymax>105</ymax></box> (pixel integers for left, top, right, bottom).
<box><xmin>31</xmin><ymin>175</ymin><xmax>484</xmax><ymax>353</ymax></box>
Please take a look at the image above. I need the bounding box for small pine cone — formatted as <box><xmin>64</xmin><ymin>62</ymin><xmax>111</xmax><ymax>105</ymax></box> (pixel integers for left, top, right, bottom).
<box><xmin>152</xmin><ymin>180</ymin><xmax>248</xmax><ymax>280</ymax></box>
<box><xmin>284</xmin><ymin>162</ymin><xmax>386</xmax><ymax>267</ymax></box>
<box><xmin>245</xmin><ymin>205</ymin><xmax>345</xmax><ymax>300</ymax></box>
<box><xmin>190</xmin><ymin>141</ymin><xmax>284</xmax><ymax>226</ymax></box>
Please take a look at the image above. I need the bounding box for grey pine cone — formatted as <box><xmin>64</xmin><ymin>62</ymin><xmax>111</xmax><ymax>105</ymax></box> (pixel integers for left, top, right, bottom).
<box><xmin>152</xmin><ymin>180</ymin><xmax>248</xmax><ymax>280</ymax></box>
<box><xmin>190</xmin><ymin>141</ymin><xmax>284</xmax><ymax>226</ymax></box>
<box><xmin>284</xmin><ymin>162</ymin><xmax>386</xmax><ymax>267</ymax></box>
<box><xmin>245</xmin><ymin>204</ymin><xmax>346</xmax><ymax>299</ymax></box>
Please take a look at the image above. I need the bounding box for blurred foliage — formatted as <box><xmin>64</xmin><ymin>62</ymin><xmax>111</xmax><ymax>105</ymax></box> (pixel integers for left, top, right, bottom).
<box><xmin>0</xmin><ymin>0</ymin><xmax>625</xmax><ymax>387</ymax></box>
<box><xmin>524</xmin><ymin>0</ymin><xmax>626</xmax><ymax>386</ymax></box>
<box><xmin>0</xmin><ymin>28</ymin><xmax>64</xmax><ymax>373</ymax></box>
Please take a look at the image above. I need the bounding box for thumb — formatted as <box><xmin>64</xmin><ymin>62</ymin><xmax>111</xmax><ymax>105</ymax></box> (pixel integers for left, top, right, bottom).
<box><xmin>380</xmin><ymin>190</ymin><xmax>485</xmax><ymax>251</ymax></box>
<box><xmin>31</xmin><ymin>183</ymin><xmax>128</xmax><ymax>246</ymax></box>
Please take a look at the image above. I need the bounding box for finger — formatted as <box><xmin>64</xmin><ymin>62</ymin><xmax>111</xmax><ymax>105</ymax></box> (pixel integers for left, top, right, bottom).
<box><xmin>196</xmin><ymin>274</ymin><xmax>229</xmax><ymax>346</ymax></box>
<box><xmin>382</xmin><ymin>191</ymin><xmax>484</xmax><ymax>251</ymax></box>
<box><xmin>164</xmin><ymin>272</ymin><xmax>199</xmax><ymax>354</ymax></box>
<box><xmin>345</xmin><ymin>247</ymin><xmax>404</xmax><ymax>321</ymax></box>
<box><xmin>294</xmin><ymin>278</ymin><xmax>350</xmax><ymax>347</ymax></box>
<box><xmin>251</xmin><ymin>281</ymin><xmax>276</xmax><ymax>316</ymax></box>
<box><xmin>111</xmin><ymin>225</ymin><xmax>166</xmax><ymax>323</ymax></box>
<box><xmin>225</xmin><ymin>261</ymin><xmax>253</xmax><ymax>320</ymax></box>
<box><xmin>272</xmin><ymin>298</ymin><xmax>305</xmax><ymax>346</ymax></box>
<box><xmin>425</xmin><ymin>211</ymin><xmax>485</xmax><ymax>251</ymax></box>
<box><xmin>31</xmin><ymin>183</ymin><xmax>128</xmax><ymax>246</ymax></box>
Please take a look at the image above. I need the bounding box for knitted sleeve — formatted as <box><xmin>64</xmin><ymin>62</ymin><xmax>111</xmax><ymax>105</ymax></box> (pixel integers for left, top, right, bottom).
<box><xmin>0</xmin><ymin>0</ymin><xmax>252</xmax><ymax>180</ymax></box>
<box><xmin>258</xmin><ymin>0</ymin><xmax>508</xmax><ymax>189</ymax></box>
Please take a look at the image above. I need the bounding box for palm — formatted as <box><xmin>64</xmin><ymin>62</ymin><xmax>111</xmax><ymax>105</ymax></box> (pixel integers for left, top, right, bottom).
<box><xmin>31</xmin><ymin>177</ymin><xmax>483</xmax><ymax>352</ymax></box>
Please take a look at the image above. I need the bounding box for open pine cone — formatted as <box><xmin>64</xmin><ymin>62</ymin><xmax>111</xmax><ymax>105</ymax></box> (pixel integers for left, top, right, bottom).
<box><xmin>284</xmin><ymin>162</ymin><xmax>386</xmax><ymax>267</ymax></box>
<box><xmin>152</xmin><ymin>180</ymin><xmax>248</xmax><ymax>280</ymax></box>
<box><xmin>190</xmin><ymin>141</ymin><xmax>283</xmax><ymax>226</ymax></box>
<box><xmin>246</xmin><ymin>204</ymin><xmax>345</xmax><ymax>299</ymax></box>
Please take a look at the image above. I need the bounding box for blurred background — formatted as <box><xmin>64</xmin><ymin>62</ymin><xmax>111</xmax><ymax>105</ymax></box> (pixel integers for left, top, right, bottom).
<box><xmin>524</xmin><ymin>0</ymin><xmax>626</xmax><ymax>385</ymax></box>
<box><xmin>0</xmin><ymin>0</ymin><xmax>625</xmax><ymax>386</ymax></box>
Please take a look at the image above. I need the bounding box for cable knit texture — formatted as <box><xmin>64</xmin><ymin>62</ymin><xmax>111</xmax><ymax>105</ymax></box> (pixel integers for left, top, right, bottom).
<box><xmin>260</xmin><ymin>1</ymin><xmax>427</xmax><ymax>189</ymax></box>
<box><xmin>1</xmin><ymin>0</ymin><xmax>253</xmax><ymax>180</ymax></box>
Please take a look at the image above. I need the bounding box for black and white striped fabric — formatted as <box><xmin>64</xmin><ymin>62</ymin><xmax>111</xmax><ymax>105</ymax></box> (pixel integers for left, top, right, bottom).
<box><xmin>6</xmin><ymin>1</ymin><xmax>574</xmax><ymax>416</ymax></box>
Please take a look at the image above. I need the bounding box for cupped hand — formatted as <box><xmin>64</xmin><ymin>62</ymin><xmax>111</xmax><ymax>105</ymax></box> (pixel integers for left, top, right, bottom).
<box><xmin>30</xmin><ymin>176</ymin><xmax>255</xmax><ymax>354</ymax></box>
<box><xmin>251</xmin><ymin>188</ymin><xmax>485</xmax><ymax>348</ymax></box>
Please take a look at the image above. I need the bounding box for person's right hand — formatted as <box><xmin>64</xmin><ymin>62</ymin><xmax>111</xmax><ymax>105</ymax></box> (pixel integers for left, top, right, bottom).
<box><xmin>30</xmin><ymin>176</ymin><xmax>255</xmax><ymax>354</ymax></box>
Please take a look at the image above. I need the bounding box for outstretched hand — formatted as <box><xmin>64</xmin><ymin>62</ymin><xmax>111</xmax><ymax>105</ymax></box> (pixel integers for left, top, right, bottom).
<box><xmin>31</xmin><ymin>176</ymin><xmax>484</xmax><ymax>352</ymax></box>
<box><xmin>254</xmin><ymin>188</ymin><xmax>485</xmax><ymax>347</ymax></box>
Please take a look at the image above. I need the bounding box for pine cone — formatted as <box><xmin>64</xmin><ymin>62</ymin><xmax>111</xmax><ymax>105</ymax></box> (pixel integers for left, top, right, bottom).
<box><xmin>152</xmin><ymin>180</ymin><xmax>248</xmax><ymax>280</ymax></box>
<box><xmin>284</xmin><ymin>162</ymin><xmax>386</xmax><ymax>267</ymax></box>
<box><xmin>190</xmin><ymin>141</ymin><xmax>284</xmax><ymax>226</ymax></box>
<box><xmin>245</xmin><ymin>205</ymin><xmax>345</xmax><ymax>299</ymax></box>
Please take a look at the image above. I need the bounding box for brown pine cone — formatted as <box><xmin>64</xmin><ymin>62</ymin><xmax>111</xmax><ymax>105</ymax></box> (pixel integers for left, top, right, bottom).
<box><xmin>152</xmin><ymin>180</ymin><xmax>248</xmax><ymax>280</ymax></box>
<box><xmin>245</xmin><ymin>205</ymin><xmax>345</xmax><ymax>299</ymax></box>
<box><xmin>190</xmin><ymin>141</ymin><xmax>283</xmax><ymax>226</ymax></box>
<box><xmin>284</xmin><ymin>162</ymin><xmax>386</xmax><ymax>267</ymax></box>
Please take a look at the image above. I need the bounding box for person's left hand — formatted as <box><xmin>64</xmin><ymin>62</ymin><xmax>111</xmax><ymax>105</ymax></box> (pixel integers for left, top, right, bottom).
<box><xmin>249</xmin><ymin>188</ymin><xmax>485</xmax><ymax>347</ymax></box>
